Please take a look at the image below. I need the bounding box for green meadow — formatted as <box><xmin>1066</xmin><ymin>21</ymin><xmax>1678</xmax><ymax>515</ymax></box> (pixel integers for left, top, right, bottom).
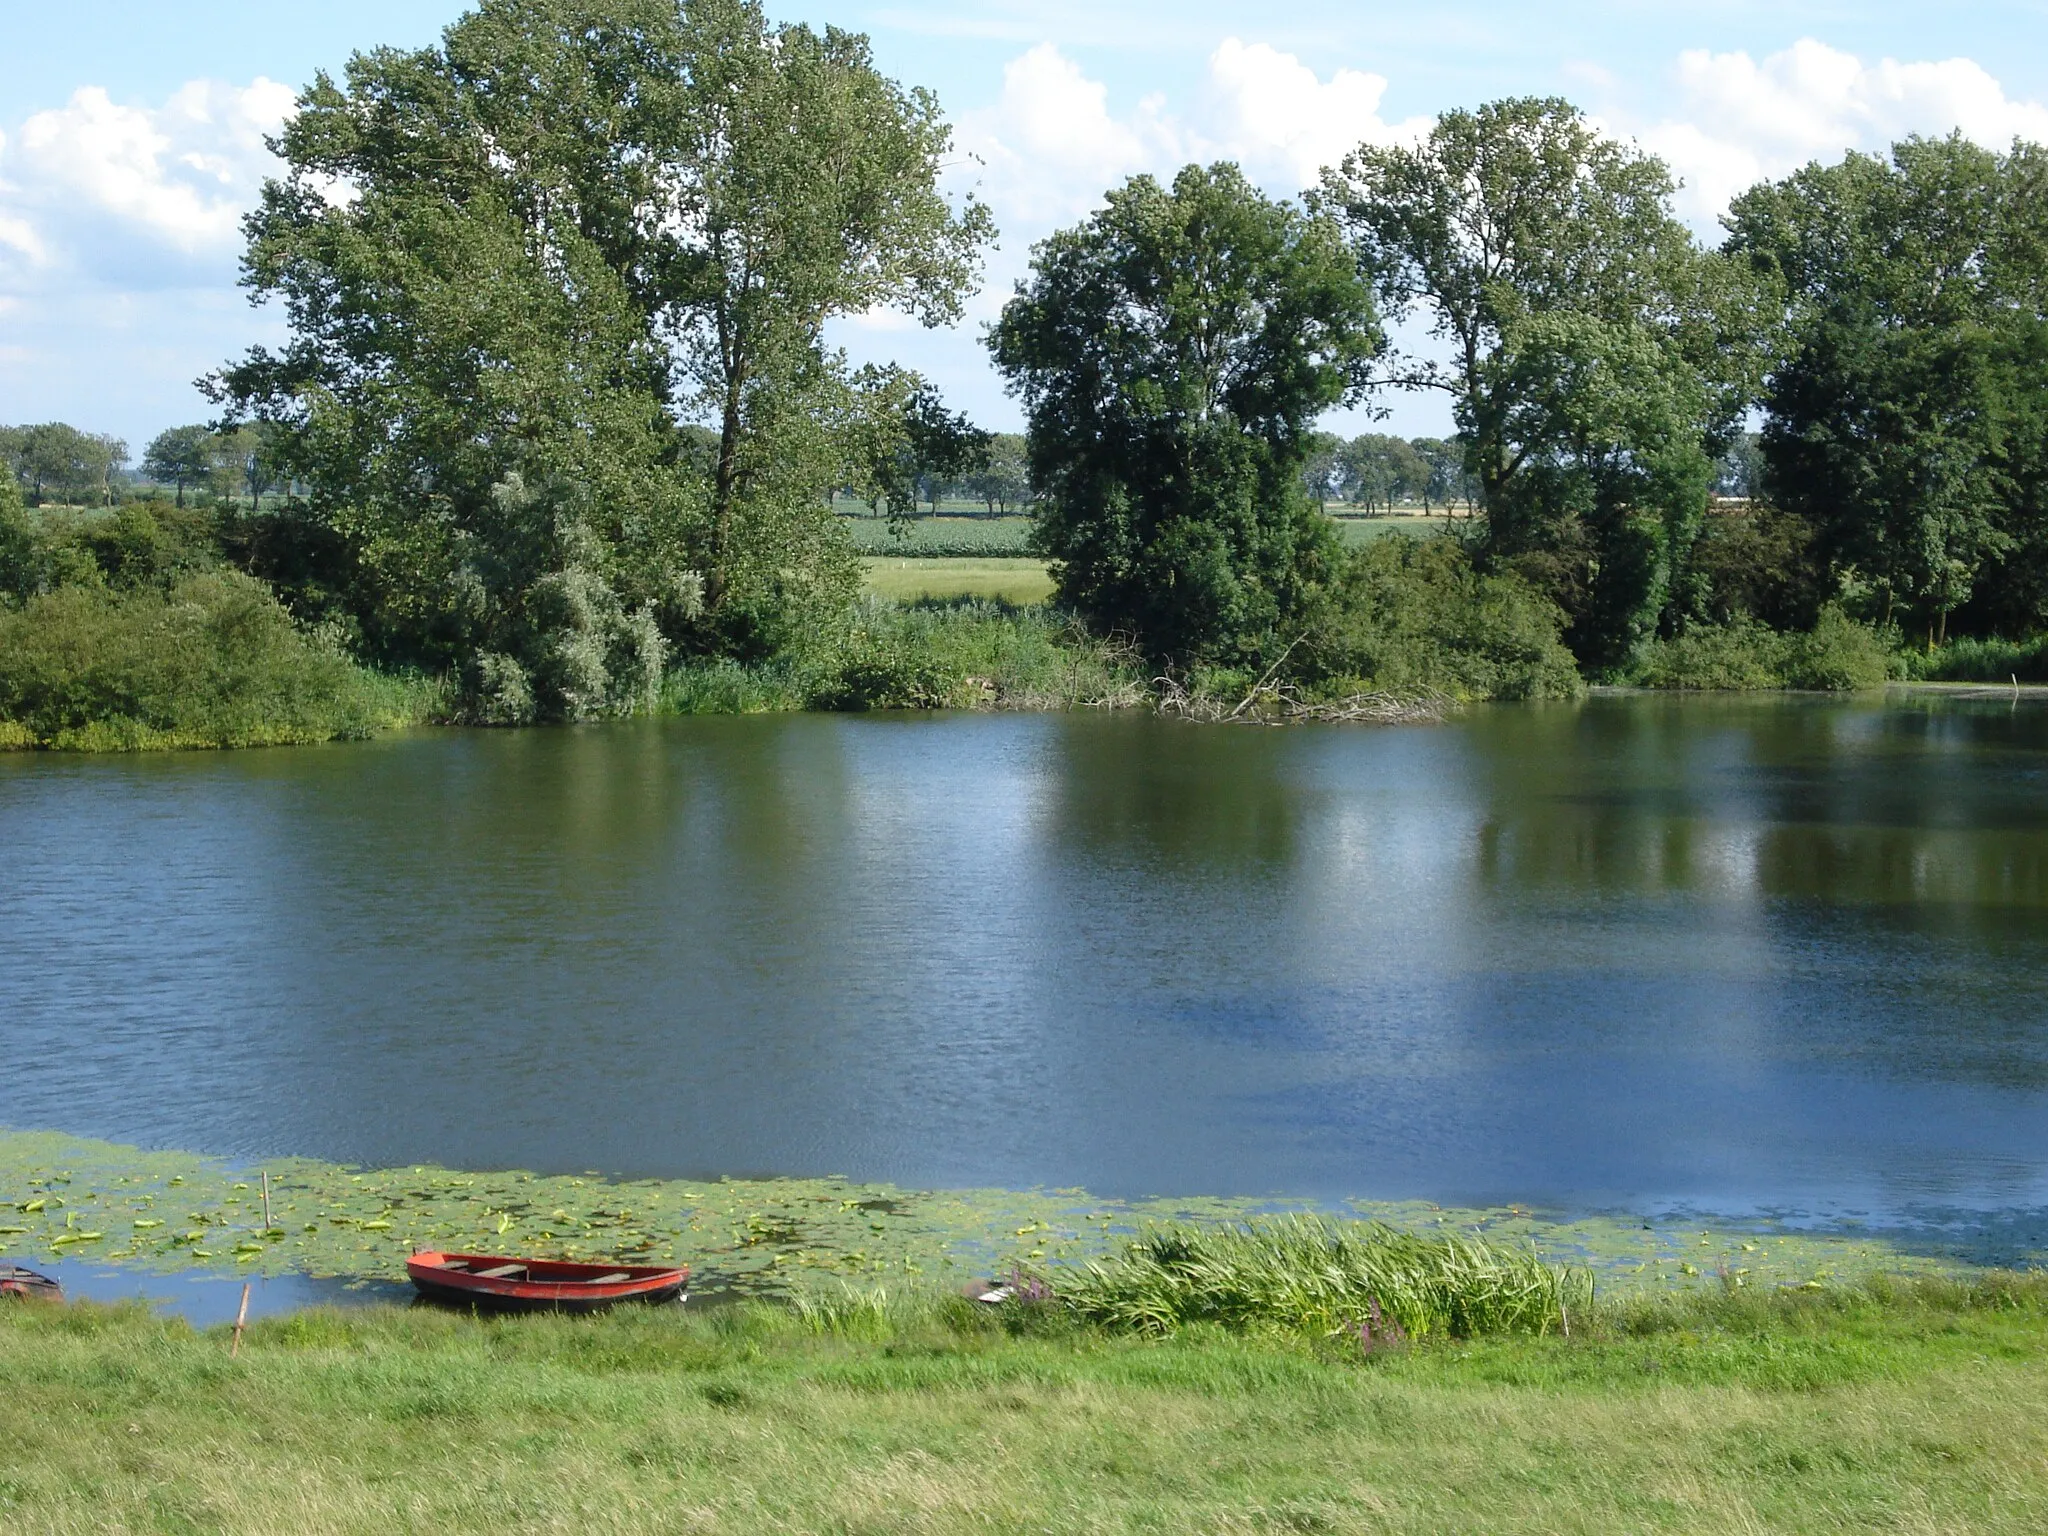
<box><xmin>2</xmin><ymin>1270</ymin><xmax>2045</xmax><ymax>1533</ymax></box>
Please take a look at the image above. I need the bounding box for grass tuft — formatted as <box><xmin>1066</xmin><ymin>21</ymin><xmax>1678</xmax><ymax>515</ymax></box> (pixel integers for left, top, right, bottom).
<box><xmin>1042</xmin><ymin>1214</ymin><xmax>1592</xmax><ymax>1342</ymax></box>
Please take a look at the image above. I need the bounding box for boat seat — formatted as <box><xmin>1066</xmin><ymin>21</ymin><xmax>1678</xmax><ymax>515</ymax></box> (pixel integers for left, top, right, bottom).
<box><xmin>474</xmin><ymin>1264</ymin><xmax>526</xmax><ymax>1279</ymax></box>
<box><xmin>588</xmin><ymin>1273</ymin><xmax>633</xmax><ymax>1284</ymax></box>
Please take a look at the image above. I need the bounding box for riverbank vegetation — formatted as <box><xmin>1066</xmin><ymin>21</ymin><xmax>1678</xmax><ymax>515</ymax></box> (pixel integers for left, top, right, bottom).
<box><xmin>6</xmin><ymin>2</ymin><xmax>2048</xmax><ymax>749</ymax></box>
<box><xmin>2</xmin><ymin>1270</ymin><xmax>2045</xmax><ymax>1532</ymax></box>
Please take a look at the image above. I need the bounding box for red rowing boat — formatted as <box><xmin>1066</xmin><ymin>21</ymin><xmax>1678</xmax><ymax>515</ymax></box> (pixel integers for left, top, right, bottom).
<box><xmin>407</xmin><ymin>1251</ymin><xmax>688</xmax><ymax>1312</ymax></box>
<box><xmin>0</xmin><ymin>1262</ymin><xmax>62</xmax><ymax>1302</ymax></box>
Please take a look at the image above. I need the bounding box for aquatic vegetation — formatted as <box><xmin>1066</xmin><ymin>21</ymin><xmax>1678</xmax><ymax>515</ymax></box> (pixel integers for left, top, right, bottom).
<box><xmin>661</xmin><ymin>599</ymin><xmax>1146</xmax><ymax>715</ymax></box>
<box><xmin>0</xmin><ymin>1130</ymin><xmax>2009</xmax><ymax>1302</ymax></box>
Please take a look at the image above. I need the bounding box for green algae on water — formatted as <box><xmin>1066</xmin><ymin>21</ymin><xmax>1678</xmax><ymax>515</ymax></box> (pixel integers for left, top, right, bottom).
<box><xmin>0</xmin><ymin>1129</ymin><xmax>2022</xmax><ymax>1298</ymax></box>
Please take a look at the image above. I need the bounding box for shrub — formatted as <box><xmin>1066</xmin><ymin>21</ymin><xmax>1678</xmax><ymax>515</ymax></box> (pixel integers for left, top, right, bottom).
<box><xmin>1314</xmin><ymin>535</ymin><xmax>1583</xmax><ymax>700</ymax></box>
<box><xmin>0</xmin><ymin>570</ymin><xmax>433</xmax><ymax>750</ymax></box>
<box><xmin>1897</xmin><ymin>632</ymin><xmax>2048</xmax><ymax>683</ymax></box>
<box><xmin>1044</xmin><ymin>1215</ymin><xmax>1590</xmax><ymax>1342</ymax></box>
<box><xmin>1783</xmin><ymin>605</ymin><xmax>1894</xmax><ymax>689</ymax></box>
<box><xmin>1626</xmin><ymin>605</ymin><xmax>1891</xmax><ymax>690</ymax></box>
<box><xmin>659</xmin><ymin>599</ymin><xmax>1145</xmax><ymax>716</ymax></box>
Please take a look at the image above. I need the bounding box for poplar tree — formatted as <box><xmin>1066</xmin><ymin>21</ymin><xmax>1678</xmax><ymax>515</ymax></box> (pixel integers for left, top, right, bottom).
<box><xmin>212</xmin><ymin>0</ymin><xmax>989</xmax><ymax>708</ymax></box>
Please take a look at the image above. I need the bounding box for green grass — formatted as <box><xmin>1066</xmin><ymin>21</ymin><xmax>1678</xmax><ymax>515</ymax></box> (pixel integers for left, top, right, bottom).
<box><xmin>840</xmin><ymin>513</ymin><xmax>1452</xmax><ymax>560</ymax></box>
<box><xmin>861</xmin><ymin>556</ymin><xmax>1055</xmax><ymax>604</ymax></box>
<box><xmin>1329</xmin><ymin>511</ymin><xmax>1461</xmax><ymax>545</ymax></box>
<box><xmin>1</xmin><ymin>1274</ymin><xmax>2044</xmax><ymax>1532</ymax></box>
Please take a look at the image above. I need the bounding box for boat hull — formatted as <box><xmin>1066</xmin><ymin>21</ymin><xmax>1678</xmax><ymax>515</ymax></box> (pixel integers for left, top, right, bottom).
<box><xmin>0</xmin><ymin>1262</ymin><xmax>62</xmax><ymax>1302</ymax></box>
<box><xmin>407</xmin><ymin>1251</ymin><xmax>688</xmax><ymax>1313</ymax></box>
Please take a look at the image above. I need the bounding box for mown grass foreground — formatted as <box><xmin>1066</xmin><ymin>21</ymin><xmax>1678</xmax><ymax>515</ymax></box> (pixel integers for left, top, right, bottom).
<box><xmin>2</xmin><ymin>1274</ymin><xmax>2045</xmax><ymax>1533</ymax></box>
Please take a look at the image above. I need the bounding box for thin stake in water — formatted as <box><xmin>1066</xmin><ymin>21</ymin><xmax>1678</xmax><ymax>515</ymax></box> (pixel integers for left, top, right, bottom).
<box><xmin>229</xmin><ymin>1283</ymin><xmax>251</xmax><ymax>1359</ymax></box>
<box><xmin>261</xmin><ymin>1171</ymin><xmax>271</xmax><ymax>1231</ymax></box>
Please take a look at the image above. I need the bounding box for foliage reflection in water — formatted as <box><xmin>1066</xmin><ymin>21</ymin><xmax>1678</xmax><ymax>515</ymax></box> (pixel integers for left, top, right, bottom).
<box><xmin>1</xmin><ymin>694</ymin><xmax>2047</xmax><ymax>1244</ymax></box>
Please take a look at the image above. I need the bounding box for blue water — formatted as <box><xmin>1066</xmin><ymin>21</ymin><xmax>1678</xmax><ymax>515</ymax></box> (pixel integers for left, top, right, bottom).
<box><xmin>3</xmin><ymin>693</ymin><xmax>2046</xmax><ymax>1235</ymax></box>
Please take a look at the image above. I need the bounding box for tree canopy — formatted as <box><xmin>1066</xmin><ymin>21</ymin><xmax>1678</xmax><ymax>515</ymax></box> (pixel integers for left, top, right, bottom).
<box><xmin>1318</xmin><ymin>98</ymin><xmax>1766</xmax><ymax>668</ymax></box>
<box><xmin>1728</xmin><ymin>133</ymin><xmax>2048</xmax><ymax>643</ymax></box>
<box><xmin>211</xmin><ymin>0</ymin><xmax>990</xmax><ymax>715</ymax></box>
<box><xmin>2</xmin><ymin>423</ymin><xmax>128</xmax><ymax>507</ymax></box>
<box><xmin>992</xmin><ymin>162</ymin><xmax>1381</xmax><ymax>668</ymax></box>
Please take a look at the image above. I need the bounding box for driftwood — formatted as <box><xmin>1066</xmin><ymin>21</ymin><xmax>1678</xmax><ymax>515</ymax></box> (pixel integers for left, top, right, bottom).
<box><xmin>1153</xmin><ymin>673</ymin><xmax>1448</xmax><ymax>726</ymax></box>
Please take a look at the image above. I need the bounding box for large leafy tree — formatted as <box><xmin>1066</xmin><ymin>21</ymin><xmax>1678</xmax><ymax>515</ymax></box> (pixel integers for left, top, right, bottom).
<box><xmin>142</xmin><ymin>426</ymin><xmax>217</xmax><ymax>508</ymax></box>
<box><xmin>1317</xmin><ymin>98</ymin><xmax>1764</xmax><ymax>668</ymax></box>
<box><xmin>1727</xmin><ymin>134</ymin><xmax>2048</xmax><ymax>644</ymax></box>
<box><xmin>4</xmin><ymin>423</ymin><xmax>127</xmax><ymax>507</ymax></box>
<box><xmin>212</xmin><ymin>0</ymin><xmax>989</xmax><ymax>711</ymax></box>
<box><xmin>990</xmin><ymin>163</ymin><xmax>1381</xmax><ymax>669</ymax></box>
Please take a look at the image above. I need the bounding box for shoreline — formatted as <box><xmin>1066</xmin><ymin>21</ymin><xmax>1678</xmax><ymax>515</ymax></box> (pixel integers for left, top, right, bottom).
<box><xmin>4</xmin><ymin>1128</ymin><xmax>2036</xmax><ymax>1309</ymax></box>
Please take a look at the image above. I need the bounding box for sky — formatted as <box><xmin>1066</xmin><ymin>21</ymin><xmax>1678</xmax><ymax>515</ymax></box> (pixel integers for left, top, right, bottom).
<box><xmin>3</xmin><ymin>1</ymin><xmax>2047</xmax><ymax>453</ymax></box>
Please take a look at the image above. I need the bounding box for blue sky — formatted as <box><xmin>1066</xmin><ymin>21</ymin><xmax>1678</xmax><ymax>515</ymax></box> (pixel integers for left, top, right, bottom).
<box><xmin>4</xmin><ymin>1</ymin><xmax>2046</xmax><ymax>451</ymax></box>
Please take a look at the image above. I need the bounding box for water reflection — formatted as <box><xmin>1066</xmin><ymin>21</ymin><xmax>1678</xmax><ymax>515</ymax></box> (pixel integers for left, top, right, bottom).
<box><xmin>2</xmin><ymin>695</ymin><xmax>2046</xmax><ymax>1223</ymax></box>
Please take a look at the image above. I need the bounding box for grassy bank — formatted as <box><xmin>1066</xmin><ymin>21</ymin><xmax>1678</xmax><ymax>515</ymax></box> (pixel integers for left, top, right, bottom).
<box><xmin>2</xmin><ymin>1273</ymin><xmax>2044</xmax><ymax>1532</ymax></box>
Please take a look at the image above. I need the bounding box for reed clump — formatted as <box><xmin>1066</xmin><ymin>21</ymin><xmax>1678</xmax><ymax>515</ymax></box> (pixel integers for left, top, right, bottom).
<box><xmin>1038</xmin><ymin>1214</ymin><xmax>1592</xmax><ymax>1343</ymax></box>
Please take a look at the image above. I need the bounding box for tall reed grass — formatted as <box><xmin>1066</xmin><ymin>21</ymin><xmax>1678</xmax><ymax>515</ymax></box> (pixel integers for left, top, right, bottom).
<box><xmin>1041</xmin><ymin>1215</ymin><xmax>1592</xmax><ymax>1342</ymax></box>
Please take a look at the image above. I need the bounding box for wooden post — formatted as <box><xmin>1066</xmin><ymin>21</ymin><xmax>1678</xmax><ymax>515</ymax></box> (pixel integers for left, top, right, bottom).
<box><xmin>261</xmin><ymin>1171</ymin><xmax>271</xmax><ymax>1231</ymax></box>
<box><xmin>230</xmin><ymin>1283</ymin><xmax>251</xmax><ymax>1359</ymax></box>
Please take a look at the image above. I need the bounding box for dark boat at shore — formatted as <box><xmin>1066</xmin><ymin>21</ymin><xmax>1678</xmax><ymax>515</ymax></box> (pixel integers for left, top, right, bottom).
<box><xmin>406</xmin><ymin>1251</ymin><xmax>688</xmax><ymax>1312</ymax></box>
<box><xmin>0</xmin><ymin>1262</ymin><xmax>62</xmax><ymax>1302</ymax></box>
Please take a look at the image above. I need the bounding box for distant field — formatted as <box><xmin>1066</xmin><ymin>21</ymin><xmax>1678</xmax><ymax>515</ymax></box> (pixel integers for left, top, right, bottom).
<box><xmin>861</xmin><ymin>556</ymin><xmax>1055</xmax><ymax>604</ymax></box>
<box><xmin>845</xmin><ymin>516</ymin><xmax>1036</xmax><ymax>556</ymax></box>
<box><xmin>845</xmin><ymin>511</ymin><xmax>1455</xmax><ymax>559</ymax></box>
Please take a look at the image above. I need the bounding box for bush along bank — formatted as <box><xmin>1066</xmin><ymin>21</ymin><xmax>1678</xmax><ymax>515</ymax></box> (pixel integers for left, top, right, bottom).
<box><xmin>12</xmin><ymin>483</ymin><xmax>2041</xmax><ymax>754</ymax></box>
<box><xmin>0</xmin><ymin>571</ymin><xmax>437</xmax><ymax>751</ymax></box>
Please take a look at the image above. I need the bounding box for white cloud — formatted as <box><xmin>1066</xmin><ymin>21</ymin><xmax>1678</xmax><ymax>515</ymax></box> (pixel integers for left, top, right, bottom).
<box><xmin>954</xmin><ymin>43</ymin><xmax>1183</xmax><ymax>229</ymax></box>
<box><xmin>0</xmin><ymin>77</ymin><xmax>292</xmax><ymax>285</ymax></box>
<box><xmin>1634</xmin><ymin>40</ymin><xmax>2048</xmax><ymax>224</ymax></box>
<box><xmin>955</xmin><ymin>38</ymin><xmax>1421</xmax><ymax>242</ymax></box>
<box><xmin>1200</xmin><ymin>39</ymin><xmax>1428</xmax><ymax>189</ymax></box>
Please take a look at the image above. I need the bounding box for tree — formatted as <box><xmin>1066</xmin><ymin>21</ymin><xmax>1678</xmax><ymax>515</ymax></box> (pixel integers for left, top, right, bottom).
<box><xmin>143</xmin><ymin>426</ymin><xmax>217</xmax><ymax>508</ymax></box>
<box><xmin>904</xmin><ymin>385</ymin><xmax>992</xmax><ymax>516</ymax></box>
<box><xmin>8</xmin><ymin>423</ymin><xmax>126</xmax><ymax>506</ymax></box>
<box><xmin>1715</xmin><ymin>432</ymin><xmax>1765</xmax><ymax>500</ymax></box>
<box><xmin>1299</xmin><ymin>432</ymin><xmax>1344</xmax><ymax>509</ymax></box>
<box><xmin>965</xmin><ymin>433</ymin><xmax>1030</xmax><ymax>514</ymax></box>
<box><xmin>991</xmin><ymin>163</ymin><xmax>1381</xmax><ymax>667</ymax></box>
<box><xmin>1410</xmin><ymin>437</ymin><xmax>1474</xmax><ymax>512</ymax></box>
<box><xmin>1339</xmin><ymin>434</ymin><xmax>1427</xmax><ymax>511</ymax></box>
<box><xmin>210</xmin><ymin>0</ymin><xmax>990</xmax><ymax>709</ymax></box>
<box><xmin>1318</xmin><ymin>98</ymin><xmax>1764</xmax><ymax>667</ymax></box>
<box><xmin>1727</xmin><ymin>134</ymin><xmax>2048</xmax><ymax>644</ymax></box>
<box><xmin>0</xmin><ymin>465</ymin><xmax>33</xmax><ymax>598</ymax></box>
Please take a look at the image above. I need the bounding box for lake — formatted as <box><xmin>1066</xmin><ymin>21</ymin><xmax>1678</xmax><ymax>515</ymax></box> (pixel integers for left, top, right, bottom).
<box><xmin>4</xmin><ymin>693</ymin><xmax>2047</xmax><ymax>1231</ymax></box>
